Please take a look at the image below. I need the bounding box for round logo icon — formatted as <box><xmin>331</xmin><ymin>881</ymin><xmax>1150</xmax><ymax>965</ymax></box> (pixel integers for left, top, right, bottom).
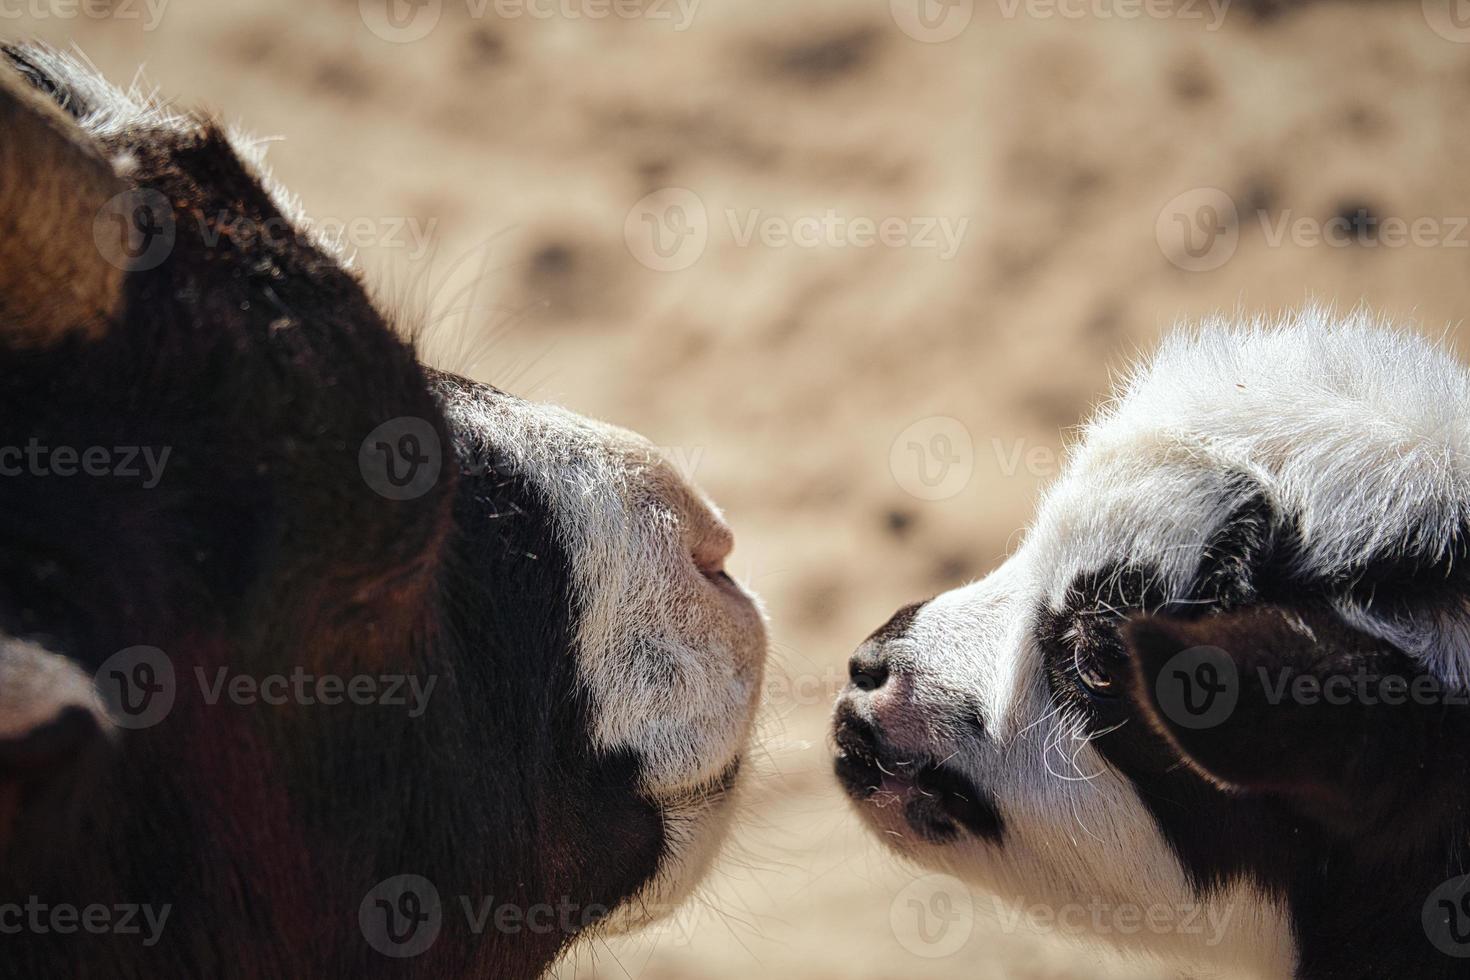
<box><xmin>890</xmin><ymin>0</ymin><xmax>975</xmax><ymax>42</ymax></box>
<box><xmin>1154</xmin><ymin>645</ymin><xmax>1239</xmax><ymax>730</ymax></box>
<box><xmin>1155</xmin><ymin>187</ymin><xmax>1239</xmax><ymax>272</ymax></box>
<box><xmin>360</xmin><ymin>874</ymin><xmax>443</xmax><ymax>958</ymax></box>
<box><xmin>1424</xmin><ymin>876</ymin><xmax>1470</xmax><ymax>958</ymax></box>
<box><xmin>359</xmin><ymin>417</ymin><xmax>443</xmax><ymax>501</ymax></box>
<box><xmin>889</xmin><ymin>416</ymin><xmax>974</xmax><ymax>502</ymax></box>
<box><xmin>1423</xmin><ymin>0</ymin><xmax>1470</xmax><ymax>43</ymax></box>
<box><xmin>94</xmin><ymin>188</ymin><xmax>176</xmax><ymax>273</ymax></box>
<box><xmin>94</xmin><ymin>646</ymin><xmax>176</xmax><ymax>730</ymax></box>
<box><xmin>624</xmin><ymin>187</ymin><xmax>709</xmax><ymax>272</ymax></box>
<box><xmin>890</xmin><ymin>873</ymin><xmax>974</xmax><ymax>958</ymax></box>
<box><xmin>359</xmin><ymin>0</ymin><xmax>442</xmax><ymax>43</ymax></box>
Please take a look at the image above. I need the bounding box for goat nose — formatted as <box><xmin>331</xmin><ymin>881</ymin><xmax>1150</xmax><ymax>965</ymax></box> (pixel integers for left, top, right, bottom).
<box><xmin>690</xmin><ymin>516</ymin><xmax>735</xmax><ymax>576</ymax></box>
<box><xmin>848</xmin><ymin>646</ymin><xmax>890</xmax><ymax>692</ymax></box>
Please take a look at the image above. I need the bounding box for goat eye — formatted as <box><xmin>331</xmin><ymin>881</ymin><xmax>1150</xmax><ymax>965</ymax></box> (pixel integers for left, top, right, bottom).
<box><xmin>1074</xmin><ymin>656</ymin><xmax>1118</xmax><ymax>698</ymax></box>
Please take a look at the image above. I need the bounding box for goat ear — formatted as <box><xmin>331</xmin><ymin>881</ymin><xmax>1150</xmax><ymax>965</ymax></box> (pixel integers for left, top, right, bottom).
<box><xmin>0</xmin><ymin>63</ymin><xmax>129</xmax><ymax>347</ymax></box>
<box><xmin>1123</xmin><ymin>606</ymin><xmax>1450</xmax><ymax>835</ymax></box>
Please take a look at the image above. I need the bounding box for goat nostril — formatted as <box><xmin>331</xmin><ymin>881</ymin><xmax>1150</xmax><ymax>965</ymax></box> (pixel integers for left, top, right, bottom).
<box><xmin>848</xmin><ymin>654</ymin><xmax>889</xmax><ymax>692</ymax></box>
<box><xmin>692</xmin><ymin>520</ymin><xmax>736</xmax><ymax>577</ymax></box>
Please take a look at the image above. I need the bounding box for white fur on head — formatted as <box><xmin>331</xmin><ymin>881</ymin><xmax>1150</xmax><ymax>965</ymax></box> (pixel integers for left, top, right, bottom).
<box><xmin>1033</xmin><ymin>305</ymin><xmax>1470</xmax><ymax>686</ymax></box>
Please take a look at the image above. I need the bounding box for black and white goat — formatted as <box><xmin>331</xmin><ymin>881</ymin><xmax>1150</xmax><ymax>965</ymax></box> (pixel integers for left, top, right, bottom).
<box><xmin>836</xmin><ymin>310</ymin><xmax>1470</xmax><ymax>979</ymax></box>
<box><xmin>0</xmin><ymin>45</ymin><xmax>766</xmax><ymax>979</ymax></box>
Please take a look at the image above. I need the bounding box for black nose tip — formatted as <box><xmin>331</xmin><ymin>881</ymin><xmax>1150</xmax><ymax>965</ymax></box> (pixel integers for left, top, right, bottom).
<box><xmin>848</xmin><ymin>647</ymin><xmax>889</xmax><ymax>692</ymax></box>
<box><xmin>848</xmin><ymin>601</ymin><xmax>926</xmax><ymax>693</ymax></box>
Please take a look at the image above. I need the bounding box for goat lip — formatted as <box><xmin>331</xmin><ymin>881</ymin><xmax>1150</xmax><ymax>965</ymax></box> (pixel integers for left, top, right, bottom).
<box><xmin>832</xmin><ymin>712</ymin><xmax>913</xmax><ymax>801</ymax></box>
<box><xmin>832</xmin><ymin>731</ymin><xmax>878</xmax><ymax>796</ymax></box>
<box><xmin>712</xmin><ymin>756</ymin><xmax>742</xmax><ymax>794</ymax></box>
<box><xmin>832</xmin><ymin>716</ymin><xmax>1006</xmax><ymax>845</ymax></box>
<box><xmin>833</xmin><ymin>746</ymin><xmax>885</xmax><ymax>800</ymax></box>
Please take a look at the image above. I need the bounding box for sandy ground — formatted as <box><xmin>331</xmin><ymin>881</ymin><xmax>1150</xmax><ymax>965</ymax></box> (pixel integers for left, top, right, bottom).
<box><xmin>14</xmin><ymin>0</ymin><xmax>1470</xmax><ymax>976</ymax></box>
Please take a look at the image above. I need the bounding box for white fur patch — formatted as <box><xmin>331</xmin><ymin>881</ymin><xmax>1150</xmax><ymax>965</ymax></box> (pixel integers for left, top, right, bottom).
<box><xmin>0</xmin><ymin>638</ymin><xmax>110</xmax><ymax>742</ymax></box>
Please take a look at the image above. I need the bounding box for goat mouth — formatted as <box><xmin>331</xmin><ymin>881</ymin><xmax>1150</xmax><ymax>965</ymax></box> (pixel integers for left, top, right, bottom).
<box><xmin>654</xmin><ymin>754</ymin><xmax>743</xmax><ymax>810</ymax></box>
<box><xmin>712</xmin><ymin>756</ymin><xmax>742</xmax><ymax>795</ymax></box>
<box><xmin>833</xmin><ymin>711</ymin><xmax>1005</xmax><ymax>845</ymax></box>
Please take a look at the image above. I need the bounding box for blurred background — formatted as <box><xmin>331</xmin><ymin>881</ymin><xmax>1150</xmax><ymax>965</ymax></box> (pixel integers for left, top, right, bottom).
<box><xmin>13</xmin><ymin>0</ymin><xmax>1470</xmax><ymax>975</ymax></box>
